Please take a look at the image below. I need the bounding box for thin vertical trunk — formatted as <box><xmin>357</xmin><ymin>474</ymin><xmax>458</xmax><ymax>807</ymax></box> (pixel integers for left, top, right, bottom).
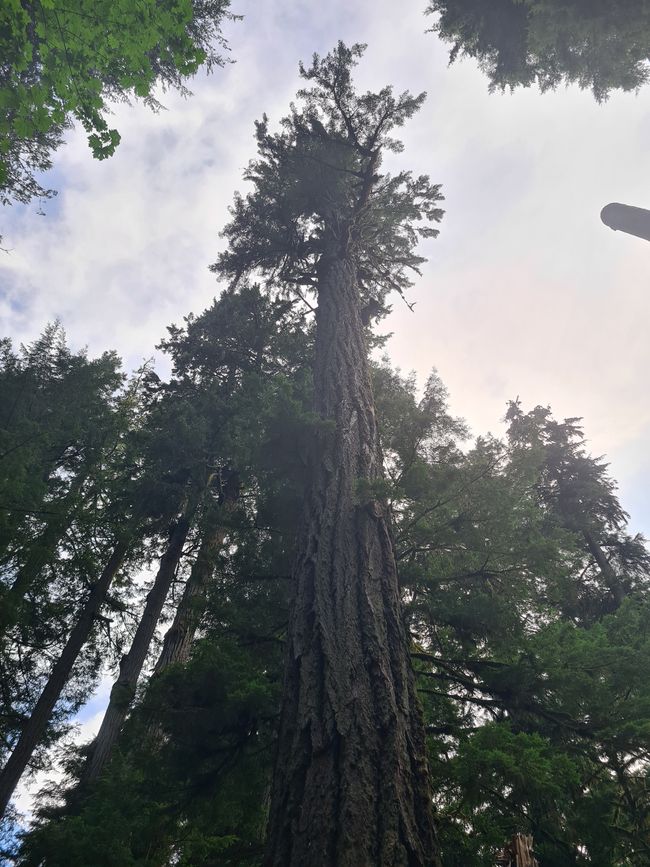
<box><xmin>0</xmin><ymin>538</ymin><xmax>129</xmax><ymax>819</ymax></box>
<box><xmin>559</xmin><ymin>497</ymin><xmax>625</xmax><ymax>608</ymax></box>
<box><xmin>582</xmin><ymin>528</ymin><xmax>625</xmax><ymax>606</ymax></box>
<box><xmin>152</xmin><ymin>472</ymin><xmax>239</xmax><ymax>676</ymax></box>
<box><xmin>265</xmin><ymin>254</ymin><xmax>439</xmax><ymax>867</ymax></box>
<box><xmin>136</xmin><ymin>479</ymin><xmax>241</xmax><ymax>864</ymax></box>
<box><xmin>80</xmin><ymin>493</ymin><xmax>199</xmax><ymax>787</ymax></box>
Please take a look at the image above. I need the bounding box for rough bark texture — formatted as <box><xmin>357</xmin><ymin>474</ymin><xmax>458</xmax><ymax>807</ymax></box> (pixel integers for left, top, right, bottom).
<box><xmin>81</xmin><ymin>502</ymin><xmax>196</xmax><ymax>787</ymax></box>
<box><xmin>496</xmin><ymin>834</ymin><xmax>539</xmax><ymax>867</ymax></box>
<box><xmin>152</xmin><ymin>474</ymin><xmax>239</xmax><ymax>676</ymax></box>
<box><xmin>0</xmin><ymin>539</ymin><xmax>129</xmax><ymax>819</ymax></box>
<box><xmin>265</xmin><ymin>254</ymin><xmax>439</xmax><ymax>867</ymax></box>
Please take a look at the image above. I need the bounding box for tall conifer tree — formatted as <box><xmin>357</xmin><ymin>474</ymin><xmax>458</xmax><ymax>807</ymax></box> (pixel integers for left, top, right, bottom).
<box><xmin>215</xmin><ymin>43</ymin><xmax>444</xmax><ymax>866</ymax></box>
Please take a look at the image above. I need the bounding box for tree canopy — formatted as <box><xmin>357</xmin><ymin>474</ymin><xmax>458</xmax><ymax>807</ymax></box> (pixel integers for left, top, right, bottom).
<box><xmin>215</xmin><ymin>42</ymin><xmax>444</xmax><ymax>308</ymax></box>
<box><xmin>0</xmin><ymin>0</ymin><xmax>233</xmax><ymax>206</ymax></box>
<box><xmin>5</xmin><ymin>342</ymin><xmax>648</xmax><ymax>865</ymax></box>
<box><xmin>427</xmin><ymin>0</ymin><xmax>650</xmax><ymax>100</ymax></box>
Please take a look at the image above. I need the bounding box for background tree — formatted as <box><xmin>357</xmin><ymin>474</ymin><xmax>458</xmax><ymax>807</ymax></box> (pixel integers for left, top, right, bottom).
<box><xmin>0</xmin><ymin>326</ymin><xmax>135</xmax><ymax>779</ymax></box>
<box><xmin>426</xmin><ymin>0</ymin><xmax>650</xmax><ymax>101</ymax></box>
<box><xmin>505</xmin><ymin>401</ymin><xmax>650</xmax><ymax>619</ymax></box>
<box><xmin>15</xmin><ymin>286</ymin><xmax>312</xmax><ymax>865</ymax></box>
<box><xmin>0</xmin><ymin>0</ymin><xmax>234</xmax><ymax>208</ymax></box>
<box><xmin>0</xmin><ymin>325</ymin><xmax>127</xmax><ymax>632</ymax></box>
<box><xmin>7</xmin><ymin>336</ymin><xmax>650</xmax><ymax>865</ymax></box>
<box><xmin>0</xmin><ymin>336</ymin><xmax>173</xmax><ymax>820</ymax></box>
<box><xmin>394</xmin><ymin>392</ymin><xmax>650</xmax><ymax>865</ymax></box>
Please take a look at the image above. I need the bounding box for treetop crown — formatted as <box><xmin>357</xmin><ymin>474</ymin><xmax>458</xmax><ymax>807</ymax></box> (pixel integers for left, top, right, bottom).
<box><xmin>213</xmin><ymin>42</ymin><xmax>444</xmax><ymax>309</ymax></box>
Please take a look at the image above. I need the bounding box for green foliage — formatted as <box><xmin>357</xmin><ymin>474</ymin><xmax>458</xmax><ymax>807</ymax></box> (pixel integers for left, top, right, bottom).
<box><xmin>505</xmin><ymin>400</ymin><xmax>650</xmax><ymax>620</ymax></box>
<box><xmin>350</xmin><ymin>362</ymin><xmax>650</xmax><ymax>862</ymax></box>
<box><xmin>0</xmin><ymin>0</ymin><xmax>233</xmax><ymax>205</ymax></box>
<box><xmin>214</xmin><ymin>42</ymin><xmax>444</xmax><ymax>311</ymax></box>
<box><xmin>0</xmin><ymin>323</ymin><xmax>124</xmax><ymax>559</ymax></box>
<box><xmin>0</xmin><ymin>324</ymin><xmax>133</xmax><ymax>763</ymax></box>
<box><xmin>5</xmin><ymin>317</ymin><xmax>649</xmax><ymax>865</ymax></box>
<box><xmin>427</xmin><ymin>0</ymin><xmax>650</xmax><ymax>101</ymax></box>
<box><xmin>430</xmin><ymin>596</ymin><xmax>650</xmax><ymax>864</ymax></box>
<box><xmin>20</xmin><ymin>637</ymin><xmax>280</xmax><ymax>866</ymax></box>
<box><xmin>390</xmin><ymin>392</ymin><xmax>650</xmax><ymax>862</ymax></box>
<box><xmin>8</xmin><ymin>285</ymin><xmax>312</xmax><ymax>860</ymax></box>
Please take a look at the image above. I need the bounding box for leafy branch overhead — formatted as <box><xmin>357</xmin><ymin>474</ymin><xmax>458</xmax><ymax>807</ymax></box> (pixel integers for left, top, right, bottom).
<box><xmin>0</xmin><ymin>0</ymin><xmax>234</xmax><ymax>206</ymax></box>
<box><xmin>214</xmin><ymin>43</ymin><xmax>444</xmax><ymax>310</ymax></box>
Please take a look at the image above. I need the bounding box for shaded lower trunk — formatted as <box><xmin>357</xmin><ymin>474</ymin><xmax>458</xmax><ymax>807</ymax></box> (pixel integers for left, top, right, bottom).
<box><xmin>80</xmin><ymin>496</ymin><xmax>198</xmax><ymax>787</ymax></box>
<box><xmin>0</xmin><ymin>539</ymin><xmax>129</xmax><ymax>819</ymax></box>
<box><xmin>152</xmin><ymin>473</ymin><xmax>239</xmax><ymax>676</ymax></box>
<box><xmin>265</xmin><ymin>255</ymin><xmax>439</xmax><ymax>867</ymax></box>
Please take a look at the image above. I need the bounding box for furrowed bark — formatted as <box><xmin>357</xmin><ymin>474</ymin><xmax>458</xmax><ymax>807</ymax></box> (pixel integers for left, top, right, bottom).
<box><xmin>152</xmin><ymin>472</ymin><xmax>239</xmax><ymax>676</ymax></box>
<box><xmin>0</xmin><ymin>538</ymin><xmax>129</xmax><ymax>819</ymax></box>
<box><xmin>80</xmin><ymin>494</ymin><xmax>199</xmax><ymax>787</ymax></box>
<box><xmin>265</xmin><ymin>254</ymin><xmax>439</xmax><ymax>867</ymax></box>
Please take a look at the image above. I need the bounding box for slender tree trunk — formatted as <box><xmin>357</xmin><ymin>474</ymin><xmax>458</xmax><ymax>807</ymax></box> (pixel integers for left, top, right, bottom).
<box><xmin>582</xmin><ymin>528</ymin><xmax>625</xmax><ymax>606</ymax></box>
<box><xmin>149</xmin><ymin>526</ymin><xmax>222</xmax><ymax>674</ymax></box>
<box><xmin>152</xmin><ymin>472</ymin><xmax>239</xmax><ymax>676</ymax></box>
<box><xmin>0</xmin><ymin>539</ymin><xmax>129</xmax><ymax>819</ymax></box>
<box><xmin>559</xmin><ymin>498</ymin><xmax>626</xmax><ymax>609</ymax></box>
<box><xmin>137</xmin><ymin>479</ymin><xmax>241</xmax><ymax>864</ymax></box>
<box><xmin>80</xmin><ymin>494</ymin><xmax>198</xmax><ymax>787</ymax></box>
<box><xmin>265</xmin><ymin>254</ymin><xmax>439</xmax><ymax>867</ymax></box>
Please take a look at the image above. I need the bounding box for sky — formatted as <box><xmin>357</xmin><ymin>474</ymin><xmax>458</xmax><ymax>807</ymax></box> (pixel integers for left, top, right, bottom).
<box><xmin>3</xmin><ymin>0</ymin><xmax>650</xmax><ymax>815</ymax></box>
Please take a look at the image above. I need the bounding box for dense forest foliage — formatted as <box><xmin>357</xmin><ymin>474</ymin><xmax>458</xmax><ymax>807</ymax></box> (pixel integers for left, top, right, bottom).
<box><xmin>2</xmin><ymin>3</ymin><xmax>650</xmax><ymax>863</ymax></box>
<box><xmin>0</xmin><ymin>303</ymin><xmax>648</xmax><ymax>865</ymax></box>
<box><xmin>1</xmin><ymin>0</ymin><xmax>234</xmax><ymax>206</ymax></box>
<box><xmin>427</xmin><ymin>0</ymin><xmax>650</xmax><ymax>100</ymax></box>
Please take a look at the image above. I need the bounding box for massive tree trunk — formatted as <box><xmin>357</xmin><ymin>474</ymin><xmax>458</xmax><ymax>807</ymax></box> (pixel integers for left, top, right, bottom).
<box><xmin>80</xmin><ymin>495</ymin><xmax>198</xmax><ymax>787</ymax></box>
<box><xmin>152</xmin><ymin>472</ymin><xmax>239</xmax><ymax>676</ymax></box>
<box><xmin>0</xmin><ymin>539</ymin><xmax>129</xmax><ymax>819</ymax></box>
<box><xmin>265</xmin><ymin>254</ymin><xmax>439</xmax><ymax>867</ymax></box>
